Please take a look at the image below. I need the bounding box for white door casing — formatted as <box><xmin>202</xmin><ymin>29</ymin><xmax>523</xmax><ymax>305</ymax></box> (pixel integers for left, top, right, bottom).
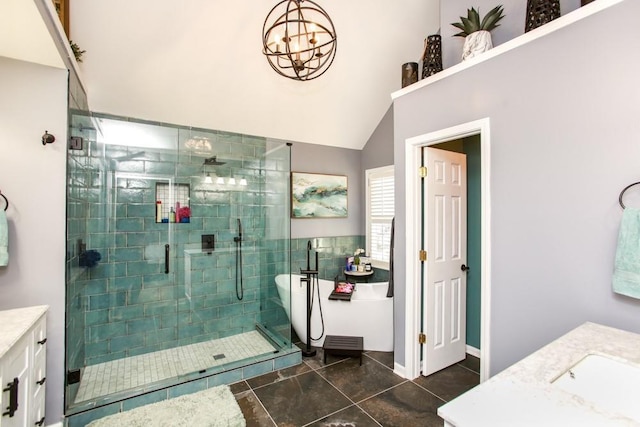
<box><xmin>402</xmin><ymin>117</ymin><xmax>491</xmax><ymax>383</ymax></box>
<box><xmin>421</xmin><ymin>147</ymin><xmax>467</xmax><ymax>376</ymax></box>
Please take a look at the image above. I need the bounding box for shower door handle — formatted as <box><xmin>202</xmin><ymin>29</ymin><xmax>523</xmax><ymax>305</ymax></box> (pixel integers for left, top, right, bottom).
<box><xmin>165</xmin><ymin>244</ymin><xmax>170</xmax><ymax>274</ymax></box>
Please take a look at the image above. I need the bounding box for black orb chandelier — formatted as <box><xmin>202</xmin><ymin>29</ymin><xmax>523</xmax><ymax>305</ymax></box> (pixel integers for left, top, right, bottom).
<box><xmin>262</xmin><ymin>0</ymin><xmax>337</xmax><ymax>81</ymax></box>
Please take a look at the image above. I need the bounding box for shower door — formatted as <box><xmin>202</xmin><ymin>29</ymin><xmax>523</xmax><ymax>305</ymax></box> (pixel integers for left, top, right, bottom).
<box><xmin>109</xmin><ymin>170</ymin><xmax>179</xmax><ymax>354</ymax></box>
<box><xmin>93</xmin><ymin>120</ymin><xmax>182</xmax><ymax>371</ymax></box>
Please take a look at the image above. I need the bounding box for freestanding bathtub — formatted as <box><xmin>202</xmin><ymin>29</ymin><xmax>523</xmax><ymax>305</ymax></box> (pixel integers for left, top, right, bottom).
<box><xmin>275</xmin><ymin>273</ymin><xmax>393</xmax><ymax>351</ymax></box>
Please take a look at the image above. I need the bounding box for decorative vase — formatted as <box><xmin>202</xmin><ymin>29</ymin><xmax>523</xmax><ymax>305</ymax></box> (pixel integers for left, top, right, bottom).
<box><xmin>525</xmin><ymin>0</ymin><xmax>561</xmax><ymax>32</ymax></box>
<box><xmin>401</xmin><ymin>62</ymin><xmax>418</xmax><ymax>88</ymax></box>
<box><xmin>462</xmin><ymin>30</ymin><xmax>493</xmax><ymax>61</ymax></box>
<box><xmin>421</xmin><ymin>35</ymin><xmax>443</xmax><ymax>78</ymax></box>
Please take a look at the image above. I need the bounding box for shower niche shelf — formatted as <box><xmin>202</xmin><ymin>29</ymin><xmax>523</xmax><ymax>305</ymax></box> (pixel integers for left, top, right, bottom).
<box><xmin>155</xmin><ymin>182</ymin><xmax>191</xmax><ymax>223</ymax></box>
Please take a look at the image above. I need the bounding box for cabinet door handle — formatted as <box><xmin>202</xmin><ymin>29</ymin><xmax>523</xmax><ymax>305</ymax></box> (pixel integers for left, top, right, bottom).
<box><xmin>36</xmin><ymin>377</ymin><xmax>46</xmax><ymax>386</ymax></box>
<box><xmin>35</xmin><ymin>416</ymin><xmax>45</xmax><ymax>426</ymax></box>
<box><xmin>37</xmin><ymin>338</ymin><xmax>47</xmax><ymax>345</ymax></box>
<box><xmin>2</xmin><ymin>378</ymin><xmax>19</xmax><ymax>418</ymax></box>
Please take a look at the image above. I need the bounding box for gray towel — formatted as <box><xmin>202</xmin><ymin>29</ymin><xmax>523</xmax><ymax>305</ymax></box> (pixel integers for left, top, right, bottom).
<box><xmin>0</xmin><ymin>210</ymin><xmax>7</xmax><ymax>266</ymax></box>
<box><xmin>613</xmin><ymin>208</ymin><xmax>640</xmax><ymax>299</ymax></box>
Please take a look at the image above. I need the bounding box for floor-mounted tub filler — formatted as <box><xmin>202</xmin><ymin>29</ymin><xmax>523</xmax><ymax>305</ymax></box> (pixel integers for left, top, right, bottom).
<box><xmin>275</xmin><ymin>274</ymin><xmax>393</xmax><ymax>351</ymax></box>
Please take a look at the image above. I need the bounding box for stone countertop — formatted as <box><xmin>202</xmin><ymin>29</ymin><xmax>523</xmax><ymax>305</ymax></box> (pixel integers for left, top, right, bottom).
<box><xmin>0</xmin><ymin>305</ymin><xmax>48</xmax><ymax>359</ymax></box>
<box><xmin>438</xmin><ymin>322</ymin><xmax>640</xmax><ymax>426</ymax></box>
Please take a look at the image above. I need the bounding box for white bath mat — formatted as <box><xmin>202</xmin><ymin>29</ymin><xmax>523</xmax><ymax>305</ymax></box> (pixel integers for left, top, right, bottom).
<box><xmin>87</xmin><ymin>385</ymin><xmax>246</xmax><ymax>427</ymax></box>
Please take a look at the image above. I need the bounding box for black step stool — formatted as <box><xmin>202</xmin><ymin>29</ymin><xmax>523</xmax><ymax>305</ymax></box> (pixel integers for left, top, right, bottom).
<box><xmin>323</xmin><ymin>335</ymin><xmax>363</xmax><ymax>365</ymax></box>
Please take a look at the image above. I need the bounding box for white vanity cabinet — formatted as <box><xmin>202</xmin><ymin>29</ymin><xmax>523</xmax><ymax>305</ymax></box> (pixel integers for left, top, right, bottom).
<box><xmin>0</xmin><ymin>306</ymin><xmax>48</xmax><ymax>427</ymax></box>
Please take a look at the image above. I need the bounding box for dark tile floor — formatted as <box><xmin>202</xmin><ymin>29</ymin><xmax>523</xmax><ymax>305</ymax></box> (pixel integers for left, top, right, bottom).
<box><xmin>231</xmin><ymin>344</ymin><xmax>480</xmax><ymax>427</ymax></box>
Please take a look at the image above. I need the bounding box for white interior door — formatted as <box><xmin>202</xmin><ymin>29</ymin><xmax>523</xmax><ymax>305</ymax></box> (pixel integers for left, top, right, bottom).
<box><xmin>421</xmin><ymin>147</ymin><xmax>467</xmax><ymax>376</ymax></box>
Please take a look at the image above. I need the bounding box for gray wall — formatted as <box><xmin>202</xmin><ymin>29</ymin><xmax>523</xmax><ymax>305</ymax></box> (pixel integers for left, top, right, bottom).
<box><xmin>362</xmin><ymin>106</ymin><xmax>394</xmax><ymax>171</ymax></box>
<box><xmin>291</xmin><ymin>142</ymin><xmax>363</xmax><ymax>238</ymax></box>
<box><xmin>394</xmin><ymin>0</ymin><xmax>640</xmax><ymax>374</ymax></box>
<box><xmin>0</xmin><ymin>57</ymin><xmax>68</xmax><ymax>424</ymax></box>
<box><xmin>441</xmin><ymin>0</ymin><xmax>581</xmax><ymax>68</ymax></box>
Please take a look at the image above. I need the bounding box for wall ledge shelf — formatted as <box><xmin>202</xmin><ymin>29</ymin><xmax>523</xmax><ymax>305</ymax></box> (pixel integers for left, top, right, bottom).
<box><xmin>391</xmin><ymin>0</ymin><xmax>624</xmax><ymax>101</ymax></box>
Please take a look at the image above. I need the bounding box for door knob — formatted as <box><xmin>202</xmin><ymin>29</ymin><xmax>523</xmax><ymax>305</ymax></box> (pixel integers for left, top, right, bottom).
<box><xmin>461</xmin><ymin>264</ymin><xmax>470</xmax><ymax>272</ymax></box>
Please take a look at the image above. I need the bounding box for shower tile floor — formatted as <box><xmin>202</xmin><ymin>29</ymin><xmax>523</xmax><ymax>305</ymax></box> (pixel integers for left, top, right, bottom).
<box><xmin>75</xmin><ymin>331</ymin><xmax>275</xmax><ymax>403</ymax></box>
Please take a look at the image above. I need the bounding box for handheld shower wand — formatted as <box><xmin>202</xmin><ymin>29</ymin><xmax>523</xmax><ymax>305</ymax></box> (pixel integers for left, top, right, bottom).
<box><xmin>234</xmin><ymin>218</ymin><xmax>242</xmax><ymax>243</ymax></box>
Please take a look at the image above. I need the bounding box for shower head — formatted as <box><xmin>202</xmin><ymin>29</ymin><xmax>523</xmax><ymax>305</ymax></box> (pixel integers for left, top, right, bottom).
<box><xmin>203</xmin><ymin>156</ymin><xmax>226</xmax><ymax>166</ymax></box>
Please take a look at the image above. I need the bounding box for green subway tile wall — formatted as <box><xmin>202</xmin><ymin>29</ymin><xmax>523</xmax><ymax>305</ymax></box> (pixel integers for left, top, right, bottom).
<box><xmin>290</xmin><ymin>236</ymin><xmax>389</xmax><ymax>283</ymax></box>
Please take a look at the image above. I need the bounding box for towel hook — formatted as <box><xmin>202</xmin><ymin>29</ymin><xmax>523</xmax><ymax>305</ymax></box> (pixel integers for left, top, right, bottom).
<box><xmin>42</xmin><ymin>131</ymin><xmax>55</xmax><ymax>146</ymax></box>
<box><xmin>619</xmin><ymin>181</ymin><xmax>640</xmax><ymax>209</ymax></box>
<box><xmin>0</xmin><ymin>191</ymin><xmax>7</xmax><ymax>212</ymax></box>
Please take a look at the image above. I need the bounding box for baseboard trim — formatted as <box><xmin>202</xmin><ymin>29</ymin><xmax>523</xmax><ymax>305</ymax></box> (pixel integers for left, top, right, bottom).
<box><xmin>466</xmin><ymin>345</ymin><xmax>480</xmax><ymax>358</ymax></box>
<box><xmin>393</xmin><ymin>362</ymin><xmax>408</xmax><ymax>379</ymax></box>
<box><xmin>395</xmin><ymin>347</ymin><xmax>480</xmax><ymax>380</ymax></box>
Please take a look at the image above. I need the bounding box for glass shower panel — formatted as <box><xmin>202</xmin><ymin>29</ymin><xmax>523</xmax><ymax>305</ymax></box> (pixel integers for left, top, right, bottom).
<box><xmin>174</xmin><ymin>129</ymin><xmax>285</xmax><ymax>373</ymax></box>
<box><xmin>258</xmin><ymin>141</ymin><xmax>292</xmax><ymax>347</ymax></box>
<box><xmin>65</xmin><ymin>113</ymin><xmax>96</xmax><ymax>407</ymax></box>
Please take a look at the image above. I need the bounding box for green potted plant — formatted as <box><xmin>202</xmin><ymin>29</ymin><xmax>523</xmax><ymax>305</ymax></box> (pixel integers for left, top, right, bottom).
<box><xmin>451</xmin><ymin>5</ymin><xmax>505</xmax><ymax>61</ymax></box>
<box><xmin>353</xmin><ymin>248</ymin><xmax>364</xmax><ymax>270</ymax></box>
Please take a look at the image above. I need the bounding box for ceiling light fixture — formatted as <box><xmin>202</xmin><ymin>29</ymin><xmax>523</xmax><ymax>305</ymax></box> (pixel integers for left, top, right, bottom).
<box><xmin>185</xmin><ymin>136</ymin><xmax>212</xmax><ymax>153</ymax></box>
<box><xmin>262</xmin><ymin>0</ymin><xmax>337</xmax><ymax>81</ymax></box>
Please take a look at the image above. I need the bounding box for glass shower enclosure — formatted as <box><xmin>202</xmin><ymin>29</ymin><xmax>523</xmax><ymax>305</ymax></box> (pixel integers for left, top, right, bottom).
<box><xmin>65</xmin><ymin>112</ymin><xmax>293</xmax><ymax>414</ymax></box>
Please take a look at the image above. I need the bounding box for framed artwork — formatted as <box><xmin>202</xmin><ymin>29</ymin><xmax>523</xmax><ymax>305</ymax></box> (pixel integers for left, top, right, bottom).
<box><xmin>291</xmin><ymin>172</ymin><xmax>347</xmax><ymax>218</ymax></box>
<box><xmin>52</xmin><ymin>0</ymin><xmax>70</xmax><ymax>36</ymax></box>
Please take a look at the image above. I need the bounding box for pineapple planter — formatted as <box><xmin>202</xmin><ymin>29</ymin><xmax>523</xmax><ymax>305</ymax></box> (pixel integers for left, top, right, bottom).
<box><xmin>462</xmin><ymin>31</ymin><xmax>493</xmax><ymax>61</ymax></box>
<box><xmin>452</xmin><ymin>5</ymin><xmax>505</xmax><ymax>61</ymax></box>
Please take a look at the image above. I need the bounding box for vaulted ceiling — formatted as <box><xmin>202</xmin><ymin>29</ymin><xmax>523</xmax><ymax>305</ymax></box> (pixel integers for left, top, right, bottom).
<box><xmin>70</xmin><ymin>1</ymin><xmax>440</xmax><ymax>150</ymax></box>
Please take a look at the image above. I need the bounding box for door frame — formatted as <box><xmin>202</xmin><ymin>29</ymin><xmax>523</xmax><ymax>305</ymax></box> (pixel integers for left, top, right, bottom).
<box><xmin>403</xmin><ymin>118</ymin><xmax>492</xmax><ymax>382</ymax></box>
